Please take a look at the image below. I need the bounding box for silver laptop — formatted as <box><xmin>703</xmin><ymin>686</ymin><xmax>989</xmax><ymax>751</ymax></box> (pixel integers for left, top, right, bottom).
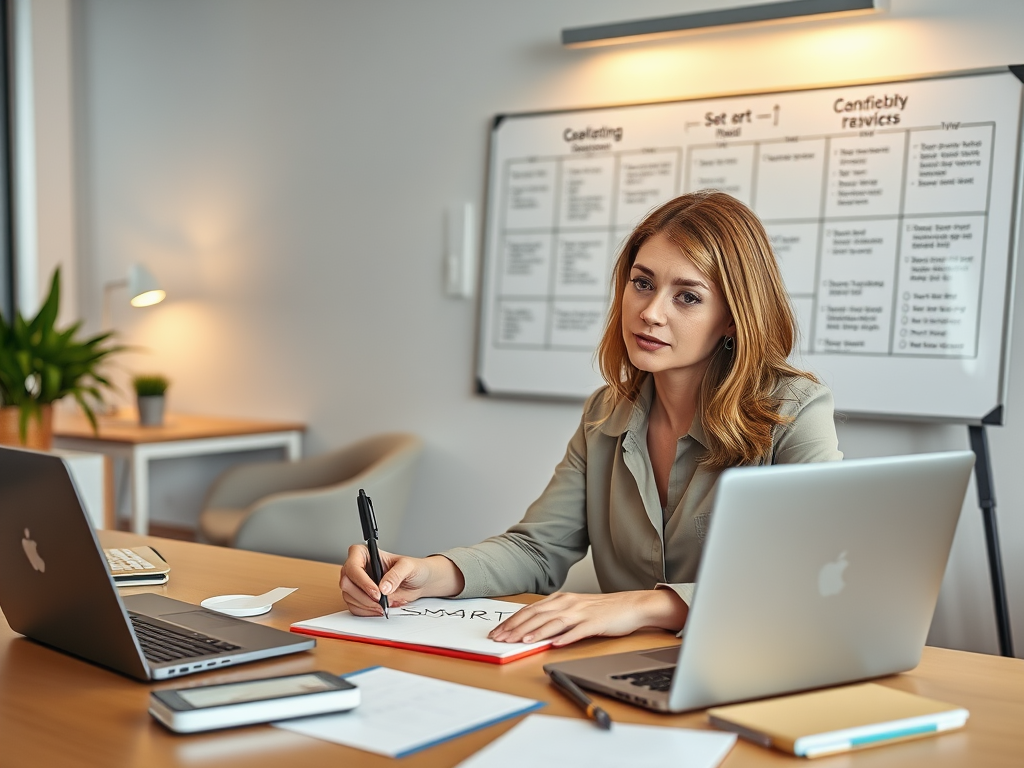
<box><xmin>0</xmin><ymin>446</ymin><xmax>315</xmax><ymax>681</ymax></box>
<box><xmin>544</xmin><ymin>451</ymin><xmax>975</xmax><ymax>712</ymax></box>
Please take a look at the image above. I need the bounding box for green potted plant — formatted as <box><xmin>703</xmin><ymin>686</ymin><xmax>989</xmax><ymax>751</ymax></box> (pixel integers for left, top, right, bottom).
<box><xmin>133</xmin><ymin>374</ymin><xmax>169</xmax><ymax>427</ymax></box>
<box><xmin>0</xmin><ymin>268</ymin><xmax>123</xmax><ymax>449</ymax></box>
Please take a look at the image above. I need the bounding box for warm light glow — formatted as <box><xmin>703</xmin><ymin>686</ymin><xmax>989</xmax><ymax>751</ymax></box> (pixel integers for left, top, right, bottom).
<box><xmin>788</xmin><ymin>20</ymin><xmax>897</xmax><ymax>67</ymax></box>
<box><xmin>130</xmin><ymin>289</ymin><xmax>166</xmax><ymax>308</ymax></box>
<box><xmin>551</xmin><ymin>16</ymin><xmax>913</xmax><ymax>107</ymax></box>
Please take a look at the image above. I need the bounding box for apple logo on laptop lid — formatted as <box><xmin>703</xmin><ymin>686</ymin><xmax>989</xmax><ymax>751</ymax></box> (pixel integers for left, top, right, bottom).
<box><xmin>818</xmin><ymin>551</ymin><xmax>847</xmax><ymax>597</ymax></box>
<box><xmin>22</xmin><ymin>529</ymin><xmax>46</xmax><ymax>573</ymax></box>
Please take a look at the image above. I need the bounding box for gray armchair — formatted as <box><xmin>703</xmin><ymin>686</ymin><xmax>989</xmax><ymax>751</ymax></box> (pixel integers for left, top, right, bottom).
<box><xmin>198</xmin><ymin>433</ymin><xmax>422</xmax><ymax>563</ymax></box>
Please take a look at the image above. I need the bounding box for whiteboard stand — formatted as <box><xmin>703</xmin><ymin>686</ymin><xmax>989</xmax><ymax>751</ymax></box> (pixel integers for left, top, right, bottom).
<box><xmin>968</xmin><ymin>425</ymin><xmax>1014</xmax><ymax>658</ymax></box>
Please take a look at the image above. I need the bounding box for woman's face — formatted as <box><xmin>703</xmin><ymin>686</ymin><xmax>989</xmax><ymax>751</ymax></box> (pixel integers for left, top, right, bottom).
<box><xmin>621</xmin><ymin>232</ymin><xmax>735</xmax><ymax>379</ymax></box>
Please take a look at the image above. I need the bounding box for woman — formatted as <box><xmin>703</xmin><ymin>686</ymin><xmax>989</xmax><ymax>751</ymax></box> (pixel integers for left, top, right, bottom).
<box><xmin>340</xmin><ymin>191</ymin><xmax>842</xmax><ymax>647</ymax></box>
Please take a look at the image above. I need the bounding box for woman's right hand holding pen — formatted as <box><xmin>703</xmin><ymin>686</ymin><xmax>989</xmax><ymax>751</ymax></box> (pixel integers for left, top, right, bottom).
<box><xmin>339</xmin><ymin>546</ymin><xmax>465</xmax><ymax>616</ymax></box>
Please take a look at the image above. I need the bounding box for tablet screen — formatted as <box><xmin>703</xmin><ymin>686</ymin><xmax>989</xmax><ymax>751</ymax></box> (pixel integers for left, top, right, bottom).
<box><xmin>178</xmin><ymin>674</ymin><xmax>335</xmax><ymax>708</ymax></box>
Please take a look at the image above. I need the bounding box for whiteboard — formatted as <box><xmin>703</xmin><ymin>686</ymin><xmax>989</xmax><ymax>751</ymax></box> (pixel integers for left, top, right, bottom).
<box><xmin>477</xmin><ymin>68</ymin><xmax>1024</xmax><ymax>424</ymax></box>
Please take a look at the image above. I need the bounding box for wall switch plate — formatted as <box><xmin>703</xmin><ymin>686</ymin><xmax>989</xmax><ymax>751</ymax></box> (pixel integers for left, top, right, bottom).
<box><xmin>445</xmin><ymin>202</ymin><xmax>475</xmax><ymax>298</ymax></box>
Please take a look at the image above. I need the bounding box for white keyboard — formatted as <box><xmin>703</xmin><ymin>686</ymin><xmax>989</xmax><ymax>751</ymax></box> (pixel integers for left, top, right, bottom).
<box><xmin>105</xmin><ymin>547</ymin><xmax>158</xmax><ymax>572</ymax></box>
<box><xmin>103</xmin><ymin>546</ymin><xmax>170</xmax><ymax>585</ymax></box>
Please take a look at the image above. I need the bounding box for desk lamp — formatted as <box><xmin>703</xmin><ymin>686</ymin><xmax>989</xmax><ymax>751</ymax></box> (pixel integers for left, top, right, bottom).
<box><xmin>102</xmin><ymin>264</ymin><xmax>166</xmax><ymax>328</ymax></box>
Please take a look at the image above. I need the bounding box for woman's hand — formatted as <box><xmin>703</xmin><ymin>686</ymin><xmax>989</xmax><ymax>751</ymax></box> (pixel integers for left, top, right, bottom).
<box><xmin>488</xmin><ymin>589</ymin><xmax>688</xmax><ymax>647</ymax></box>
<box><xmin>339</xmin><ymin>546</ymin><xmax>465</xmax><ymax>616</ymax></box>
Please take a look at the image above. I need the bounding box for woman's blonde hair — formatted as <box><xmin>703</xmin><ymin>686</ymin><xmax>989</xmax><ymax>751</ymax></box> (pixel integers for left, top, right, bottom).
<box><xmin>597</xmin><ymin>190</ymin><xmax>815</xmax><ymax>470</ymax></box>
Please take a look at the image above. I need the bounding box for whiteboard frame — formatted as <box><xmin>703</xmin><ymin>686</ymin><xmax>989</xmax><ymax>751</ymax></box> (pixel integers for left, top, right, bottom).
<box><xmin>475</xmin><ymin>65</ymin><xmax>1024</xmax><ymax>426</ymax></box>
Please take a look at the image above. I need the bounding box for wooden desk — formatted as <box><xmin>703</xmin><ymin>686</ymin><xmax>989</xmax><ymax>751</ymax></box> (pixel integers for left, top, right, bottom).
<box><xmin>2</xmin><ymin>532</ymin><xmax>1023</xmax><ymax>768</ymax></box>
<box><xmin>53</xmin><ymin>412</ymin><xmax>306</xmax><ymax>534</ymax></box>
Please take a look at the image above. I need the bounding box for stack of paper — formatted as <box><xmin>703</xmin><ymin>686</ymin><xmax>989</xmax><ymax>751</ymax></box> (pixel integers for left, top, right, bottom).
<box><xmin>275</xmin><ymin>666</ymin><xmax>543</xmax><ymax>758</ymax></box>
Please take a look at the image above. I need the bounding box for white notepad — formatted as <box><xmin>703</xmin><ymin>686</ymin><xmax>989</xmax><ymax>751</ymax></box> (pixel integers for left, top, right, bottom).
<box><xmin>290</xmin><ymin>597</ymin><xmax>552</xmax><ymax>663</ymax></box>
<box><xmin>275</xmin><ymin>666</ymin><xmax>543</xmax><ymax>758</ymax></box>
<box><xmin>455</xmin><ymin>714</ymin><xmax>737</xmax><ymax>768</ymax></box>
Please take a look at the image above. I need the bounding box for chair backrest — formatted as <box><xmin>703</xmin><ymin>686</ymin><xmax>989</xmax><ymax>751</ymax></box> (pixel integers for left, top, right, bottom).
<box><xmin>232</xmin><ymin>433</ymin><xmax>423</xmax><ymax>563</ymax></box>
<box><xmin>560</xmin><ymin>547</ymin><xmax>601</xmax><ymax>593</ymax></box>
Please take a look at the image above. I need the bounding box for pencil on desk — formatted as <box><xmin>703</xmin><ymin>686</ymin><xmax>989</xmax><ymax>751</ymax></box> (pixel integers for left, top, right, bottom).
<box><xmin>549</xmin><ymin>669</ymin><xmax>612</xmax><ymax>729</ymax></box>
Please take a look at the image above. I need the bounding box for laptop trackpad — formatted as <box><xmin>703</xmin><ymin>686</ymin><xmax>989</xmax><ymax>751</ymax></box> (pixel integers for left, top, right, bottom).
<box><xmin>162</xmin><ymin>610</ymin><xmax>243</xmax><ymax>632</ymax></box>
<box><xmin>641</xmin><ymin>647</ymin><xmax>681</xmax><ymax>665</ymax></box>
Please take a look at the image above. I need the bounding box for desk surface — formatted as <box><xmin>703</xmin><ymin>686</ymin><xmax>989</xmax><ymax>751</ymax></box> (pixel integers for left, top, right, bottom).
<box><xmin>54</xmin><ymin>410</ymin><xmax>306</xmax><ymax>445</ymax></box>
<box><xmin>2</xmin><ymin>532</ymin><xmax>1023</xmax><ymax>768</ymax></box>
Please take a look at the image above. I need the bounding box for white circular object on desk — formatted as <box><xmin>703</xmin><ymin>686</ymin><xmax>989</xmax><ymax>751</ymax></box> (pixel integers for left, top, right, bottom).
<box><xmin>201</xmin><ymin>594</ymin><xmax>272</xmax><ymax>617</ymax></box>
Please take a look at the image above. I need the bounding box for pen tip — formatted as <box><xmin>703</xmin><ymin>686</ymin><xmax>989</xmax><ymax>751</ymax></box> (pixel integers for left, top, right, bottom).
<box><xmin>596</xmin><ymin>710</ymin><xmax>612</xmax><ymax>730</ymax></box>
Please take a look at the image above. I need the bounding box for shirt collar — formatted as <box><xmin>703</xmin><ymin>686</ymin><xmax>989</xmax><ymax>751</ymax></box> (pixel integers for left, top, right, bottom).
<box><xmin>600</xmin><ymin>374</ymin><xmax>710</xmax><ymax>449</ymax></box>
<box><xmin>599</xmin><ymin>376</ymin><xmax>653</xmax><ymax>437</ymax></box>
<box><xmin>687</xmin><ymin>408</ymin><xmax>709</xmax><ymax>449</ymax></box>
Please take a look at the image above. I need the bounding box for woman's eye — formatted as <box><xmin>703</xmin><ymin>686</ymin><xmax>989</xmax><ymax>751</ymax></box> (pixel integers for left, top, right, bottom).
<box><xmin>677</xmin><ymin>291</ymin><xmax>702</xmax><ymax>305</ymax></box>
<box><xmin>630</xmin><ymin>277</ymin><xmax>653</xmax><ymax>292</ymax></box>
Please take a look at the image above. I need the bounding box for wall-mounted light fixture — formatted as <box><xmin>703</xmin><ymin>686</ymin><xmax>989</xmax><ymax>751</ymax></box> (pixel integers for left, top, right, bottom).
<box><xmin>102</xmin><ymin>264</ymin><xmax>167</xmax><ymax>328</ymax></box>
<box><xmin>562</xmin><ymin>0</ymin><xmax>884</xmax><ymax>48</ymax></box>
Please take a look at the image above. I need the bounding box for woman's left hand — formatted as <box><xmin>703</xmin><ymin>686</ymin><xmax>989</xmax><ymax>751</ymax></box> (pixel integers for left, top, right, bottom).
<box><xmin>488</xmin><ymin>589</ymin><xmax>688</xmax><ymax>647</ymax></box>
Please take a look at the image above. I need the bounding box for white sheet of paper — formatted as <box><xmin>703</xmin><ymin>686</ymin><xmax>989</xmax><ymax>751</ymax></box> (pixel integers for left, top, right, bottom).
<box><xmin>275</xmin><ymin>667</ymin><xmax>543</xmax><ymax>758</ymax></box>
<box><xmin>291</xmin><ymin>597</ymin><xmax>549</xmax><ymax>659</ymax></box>
<box><xmin>211</xmin><ymin>587</ymin><xmax>297</xmax><ymax>610</ymax></box>
<box><xmin>455</xmin><ymin>714</ymin><xmax>737</xmax><ymax>768</ymax></box>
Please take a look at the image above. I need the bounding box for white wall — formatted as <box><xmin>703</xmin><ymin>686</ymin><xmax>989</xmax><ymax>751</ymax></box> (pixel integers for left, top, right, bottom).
<box><xmin>12</xmin><ymin>0</ymin><xmax>78</xmax><ymax>319</ymax></box>
<box><xmin>67</xmin><ymin>0</ymin><xmax>1024</xmax><ymax>656</ymax></box>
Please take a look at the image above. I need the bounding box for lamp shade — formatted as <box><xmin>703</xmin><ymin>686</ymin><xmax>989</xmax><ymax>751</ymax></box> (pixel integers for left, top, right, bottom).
<box><xmin>127</xmin><ymin>264</ymin><xmax>166</xmax><ymax>307</ymax></box>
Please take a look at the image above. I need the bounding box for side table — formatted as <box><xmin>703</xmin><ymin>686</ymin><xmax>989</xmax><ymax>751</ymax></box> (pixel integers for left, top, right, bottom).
<box><xmin>53</xmin><ymin>410</ymin><xmax>306</xmax><ymax>534</ymax></box>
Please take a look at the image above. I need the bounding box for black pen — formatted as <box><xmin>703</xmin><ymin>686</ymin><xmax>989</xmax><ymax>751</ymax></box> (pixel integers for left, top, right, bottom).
<box><xmin>357</xmin><ymin>489</ymin><xmax>389</xmax><ymax>619</ymax></box>
<box><xmin>549</xmin><ymin>669</ymin><xmax>612</xmax><ymax>729</ymax></box>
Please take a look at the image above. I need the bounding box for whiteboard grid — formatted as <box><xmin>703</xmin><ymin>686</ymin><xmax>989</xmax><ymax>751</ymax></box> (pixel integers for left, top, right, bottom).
<box><xmin>478</xmin><ymin>68</ymin><xmax>1024</xmax><ymax>423</ymax></box>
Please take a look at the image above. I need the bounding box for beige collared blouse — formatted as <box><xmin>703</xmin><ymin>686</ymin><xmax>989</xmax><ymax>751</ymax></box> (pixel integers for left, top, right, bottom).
<box><xmin>442</xmin><ymin>375</ymin><xmax>842</xmax><ymax>607</ymax></box>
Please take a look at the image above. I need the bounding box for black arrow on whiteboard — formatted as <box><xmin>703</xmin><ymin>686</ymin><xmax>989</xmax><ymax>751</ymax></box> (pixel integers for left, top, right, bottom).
<box><xmin>755</xmin><ymin>105</ymin><xmax>781</xmax><ymax>125</ymax></box>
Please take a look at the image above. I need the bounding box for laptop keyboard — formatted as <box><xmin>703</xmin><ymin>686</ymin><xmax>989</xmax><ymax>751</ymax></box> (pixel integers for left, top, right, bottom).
<box><xmin>611</xmin><ymin>667</ymin><xmax>675</xmax><ymax>692</ymax></box>
<box><xmin>129</xmin><ymin>614</ymin><xmax>240</xmax><ymax>663</ymax></box>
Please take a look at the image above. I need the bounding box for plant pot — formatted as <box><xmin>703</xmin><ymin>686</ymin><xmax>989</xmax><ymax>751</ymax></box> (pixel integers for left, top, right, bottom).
<box><xmin>0</xmin><ymin>404</ymin><xmax>54</xmax><ymax>450</ymax></box>
<box><xmin>137</xmin><ymin>395</ymin><xmax>166</xmax><ymax>427</ymax></box>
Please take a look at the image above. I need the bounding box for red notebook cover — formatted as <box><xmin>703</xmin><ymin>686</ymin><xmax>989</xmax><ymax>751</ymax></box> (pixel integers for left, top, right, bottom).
<box><xmin>290</xmin><ymin>625</ymin><xmax>552</xmax><ymax>664</ymax></box>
